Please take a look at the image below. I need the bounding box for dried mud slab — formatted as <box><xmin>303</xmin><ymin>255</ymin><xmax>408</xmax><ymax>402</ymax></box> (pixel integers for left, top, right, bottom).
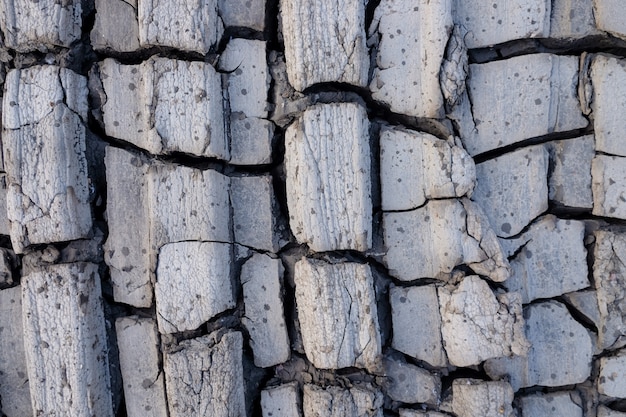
<box><xmin>592</xmin><ymin>155</ymin><xmax>626</xmax><ymax>220</ymax></box>
<box><xmin>450</xmin><ymin>379</ymin><xmax>514</xmax><ymax>417</ymax></box>
<box><xmin>285</xmin><ymin>102</ymin><xmax>372</xmax><ymax>252</ymax></box>
<box><xmin>116</xmin><ymin>317</ymin><xmax>168</xmax><ymax>417</ymax></box>
<box><xmin>163</xmin><ymin>330</ymin><xmax>246</xmax><ymax>417</ymax></box>
<box><xmin>369</xmin><ymin>0</ymin><xmax>452</xmax><ymax>118</ymax></box>
<box><xmin>22</xmin><ymin>263</ymin><xmax>113</xmax><ymax>417</ymax></box>
<box><xmin>280</xmin><ymin>0</ymin><xmax>368</xmax><ymax>91</ymax></box>
<box><xmin>302</xmin><ymin>384</ymin><xmax>383</xmax><ymax>417</ymax></box>
<box><xmin>294</xmin><ymin>258</ymin><xmax>381</xmax><ymax>372</ymax></box>
<box><xmin>3</xmin><ymin>66</ymin><xmax>92</xmax><ymax>253</ymax></box>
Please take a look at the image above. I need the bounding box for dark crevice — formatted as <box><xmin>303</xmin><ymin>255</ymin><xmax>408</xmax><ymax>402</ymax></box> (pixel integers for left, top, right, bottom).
<box><xmin>472</xmin><ymin>126</ymin><xmax>593</xmax><ymax>164</ymax></box>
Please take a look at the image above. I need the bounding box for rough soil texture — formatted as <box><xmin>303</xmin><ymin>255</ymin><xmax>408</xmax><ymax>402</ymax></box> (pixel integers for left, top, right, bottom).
<box><xmin>1</xmin><ymin>0</ymin><xmax>626</xmax><ymax>416</ymax></box>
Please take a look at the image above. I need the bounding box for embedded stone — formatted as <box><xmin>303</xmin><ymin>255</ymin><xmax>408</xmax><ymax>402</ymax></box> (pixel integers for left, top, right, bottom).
<box><xmin>450</xmin><ymin>379</ymin><xmax>514</xmax><ymax>417</ymax></box>
<box><xmin>594</xmin><ymin>0</ymin><xmax>626</xmax><ymax>39</ymax></box>
<box><xmin>383</xmin><ymin>356</ymin><xmax>440</xmax><ymax>405</ymax></box>
<box><xmin>3</xmin><ymin>66</ymin><xmax>92</xmax><ymax>253</ymax></box>
<box><xmin>231</xmin><ymin>176</ymin><xmax>282</xmax><ymax>252</ymax></box>
<box><xmin>116</xmin><ymin>317</ymin><xmax>168</xmax><ymax>417</ymax></box>
<box><xmin>504</xmin><ymin>215</ymin><xmax>589</xmax><ymax>303</ymax></box>
<box><xmin>155</xmin><ymin>241</ymin><xmax>234</xmax><ymax>334</ymax></box>
<box><xmin>281</xmin><ymin>0</ymin><xmax>368</xmax><ymax>91</ymax></box>
<box><xmin>163</xmin><ymin>330</ymin><xmax>245</xmax><ymax>417</ymax></box>
<box><xmin>591</xmin><ymin>55</ymin><xmax>626</xmax><ymax>157</ymax></box>
<box><xmin>0</xmin><ymin>247</ymin><xmax>16</xmax><ymax>288</ymax></box>
<box><xmin>370</xmin><ymin>0</ymin><xmax>452</xmax><ymax>118</ymax></box>
<box><xmin>547</xmin><ymin>136</ymin><xmax>595</xmax><ymax>209</ymax></box>
<box><xmin>455</xmin><ymin>54</ymin><xmax>587</xmax><ymax>156</ymax></box>
<box><xmin>0</xmin><ymin>0</ymin><xmax>82</xmax><ymax>51</ymax></box>
<box><xmin>302</xmin><ymin>384</ymin><xmax>383</xmax><ymax>417</ymax></box>
<box><xmin>438</xmin><ymin>275</ymin><xmax>528</xmax><ymax>367</ymax></box>
<box><xmin>22</xmin><ymin>263</ymin><xmax>113</xmax><ymax>417</ymax></box>
<box><xmin>594</xmin><ymin>230</ymin><xmax>626</xmax><ymax>350</ymax></box>
<box><xmin>294</xmin><ymin>258</ymin><xmax>381</xmax><ymax>372</ymax></box>
<box><xmin>473</xmin><ymin>145</ymin><xmax>549</xmax><ymax>238</ymax></box>
<box><xmin>241</xmin><ymin>253</ymin><xmax>290</xmax><ymax>368</ymax></box>
<box><xmin>261</xmin><ymin>383</ymin><xmax>302</xmax><ymax>417</ymax></box>
<box><xmin>285</xmin><ymin>103</ymin><xmax>371</xmax><ymax>252</ymax></box>
<box><xmin>399</xmin><ymin>411</ymin><xmax>451</xmax><ymax>417</ymax></box>
<box><xmin>592</xmin><ymin>155</ymin><xmax>626</xmax><ymax>220</ymax></box>
<box><xmin>379</xmin><ymin>127</ymin><xmax>475</xmax><ymax>211</ymax></box>
<box><xmin>104</xmin><ymin>147</ymin><xmax>152</xmax><ymax>308</ymax></box>
<box><xmin>149</xmin><ymin>164</ymin><xmax>230</xmax><ymax>247</ymax></box>
<box><xmin>218</xmin><ymin>0</ymin><xmax>265</xmax><ymax>31</ymax></box>
<box><xmin>0</xmin><ymin>287</ymin><xmax>32</xmax><ymax>417</ymax></box>
<box><xmin>485</xmin><ymin>301</ymin><xmax>593</xmax><ymax>390</ymax></box>
<box><xmin>598</xmin><ymin>349</ymin><xmax>626</xmax><ymax>398</ymax></box>
<box><xmin>520</xmin><ymin>392</ymin><xmax>583</xmax><ymax>417</ymax></box>
<box><xmin>91</xmin><ymin>0</ymin><xmax>140</xmax><ymax>52</ymax></box>
<box><xmin>137</xmin><ymin>0</ymin><xmax>223</xmax><ymax>53</ymax></box>
<box><xmin>383</xmin><ymin>198</ymin><xmax>510</xmax><ymax>282</ymax></box>
<box><xmin>390</xmin><ymin>285</ymin><xmax>447</xmax><ymax>367</ymax></box>
<box><xmin>99</xmin><ymin>57</ymin><xmax>227</xmax><ymax>159</ymax></box>
<box><xmin>562</xmin><ymin>290</ymin><xmax>602</xmax><ymax>330</ymax></box>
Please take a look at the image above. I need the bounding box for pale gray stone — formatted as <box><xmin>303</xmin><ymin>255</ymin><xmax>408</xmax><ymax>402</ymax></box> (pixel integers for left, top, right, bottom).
<box><xmin>229</xmin><ymin>116</ymin><xmax>274</xmax><ymax>166</ymax></box>
<box><xmin>390</xmin><ymin>285</ymin><xmax>447</xmax><ymax>367</ymax></box>
<box><xmin>0</xmin><ymin>286</ymin><xmax>32</xmax><ymax>417</ymax></box>
<box><xmin>99</xmin><ymin>57</ymin><xmax>227</xmax><ymax>159</ymax></box>
<box><xmin>281</xmin><ymin>0</ymin><xmax>368</xmax><ymax>91</ymax></box>
<box><xmin>563</xmin><ymin>290</ymin><xmax>602</xmax><ymax>330</ymax></box>
<box><xmin>218</xmin><ymin>39</ymin><xmax>273</xmax><ymax>165</ymax></box>
<box><xmin>504</xmin><ymin>215</ymin><xmax>589</xmax><ymax>303</ymax></box>
<box><xmin>0</xmin><ymin>0</ymin><xmax>82</xmax><ymax>51</ymax></box>
<box><xmin>285</xmin><ymin>103</ymin><xmax>371</xmax><ymax>252</ymax></box>
<box><xmin>104</xmin><ymin>147</ymin><xmax>152</xmax><ymax>308</ymax></box>
<box><xmin>138</xmin><ymin>0</ymin><xmax>223</xmax><ymax>53</ymax></box>
<box><xmin>550</xmin><ymin>0</ymin><xmax>599</xmax><ymax>38</ymax></box>
<box><xmin>219</xmin><ymin>39</ymin><xmax>268</xmax><ymax>119</ymax></box>
<box><xmin>379</xmin><ymin>127</ymin><xmax>475</xmax><ymax>211</ymax></box>
<box><xmin>599</xmin><ymin>405</ymin><xmax>626</xmax><ymax>417</ymax></box>
<box><xmin>155</xmin><ymin>241</ymin><xmax>234</xmax><ymax>334</ymax></box>
<box><xmin>294</xmin><ymin>258</ymin><xmax>381</xmax><ymax>372</ymax></box>
<box><xmin>261</xmin><ymin>383</ymin><xmax>302</xmax><ymax>417</ymax></box>
<box><xmin>231</xmin><ymin>176</ymin><xmax>281</xmax><ymax>252</ymax></box>
<box><xmin>149</xmin><ymin>164</ymin><xmax>230</xmax><ymax>247</ymax></box>
<box><xmin>591</xmin><ymin>55</ymin><xmax>626</xmax><ymax>157</ymax></box>
<box><xmin>594</xmin><ymin>0</ymin><xmax>626</xmax><ymax>39</ymax></box>
<box><xmin>383</xmin><ymin>198</ymin><xmax>510</xmax><ymax>282</ymax></box>
<box><xmin>456</xmin><ymin>54</ymin><xmax>587</xmax><ymax>156</ymax></box>
<box><xmin>485</xmin><ymin>301</ymin><xmax>593</xmax><ymax>390</ymax></box>
<box><xmin>547</xmin><ymin>136</ymin><xmax>595</xmax><ymax>209</ymax></box>
<box><xmin>3</xmin><ymin>66</ymin><xmax>92</xmax><ymax>253</ymax></box>
<box><xmin>302</xmin><ymin>384</ymin><xmax>383</xmax><ymax>417</ymax></box>
<box><xmin>91</xmin><ymin>0</ymin><xmax>140</xmax><ymax>52</ymax></box>
<box><xmin>116</xmin><ymin>317</ymin><xmax>168</xmax><ymax>417</ymax></box>
<box><xmin>598</xmin><ymin>349</ymin><xmax>626</xmax><ymax>398</ymax></box>
<box><xmin>218</xmin><ymin>0</ymin><xmax>265</xmax><ymax>31</ymax></box>
<box><xmin>22</xmin><ymin>263</ymin><xmax>113</xmax><ymax>417</ymax></box>
<box><xmin>521</xmin><ymin>392</ymin><xmax>583</xmax><ymax>417</ymax></box>
<box><xmin>369</xmin><ymin>0</ymin><xmax>452</xmax><ymax>118</ymax></box>
<box><xmin>164</xmin><ymin>330</ymin><xmax>245</xmax><ymax>417</ymax></box>
<box><xmin>451</xmin><ymin>379</ymin><xmax>514</xmax><ymax>417</ymax></box>
<box><xmin>453</xmin><ymin>0</ymin><xmax>549</xmax><ymax>48</ymax></box>
<box><xmin>242</xmin><ymin>253</ymin><xmax>290</xmax><ymax>368</ymax></box>
<box><xmin>473</xmin><ymin>145</ymin><xmax>549</xmax><ymax>238</ymax></box>
<box><xmin>383</xmin><ymin>356</ymin><xmax>440</xmax><ymax>405</ymax></box>
<box><xmin>439</xmin><ymin>275</ymin><xmax>528</xmax><ymax>367</ymax></box>
<box><xmin>594</xmin><ymin>230</ymin><xmax>626</xmax><ymax>350</ymax></box>
<box><xmin>592</xmin><ymin>155</ymin><xmax>626</xmax><ymax>220</ymax></box>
